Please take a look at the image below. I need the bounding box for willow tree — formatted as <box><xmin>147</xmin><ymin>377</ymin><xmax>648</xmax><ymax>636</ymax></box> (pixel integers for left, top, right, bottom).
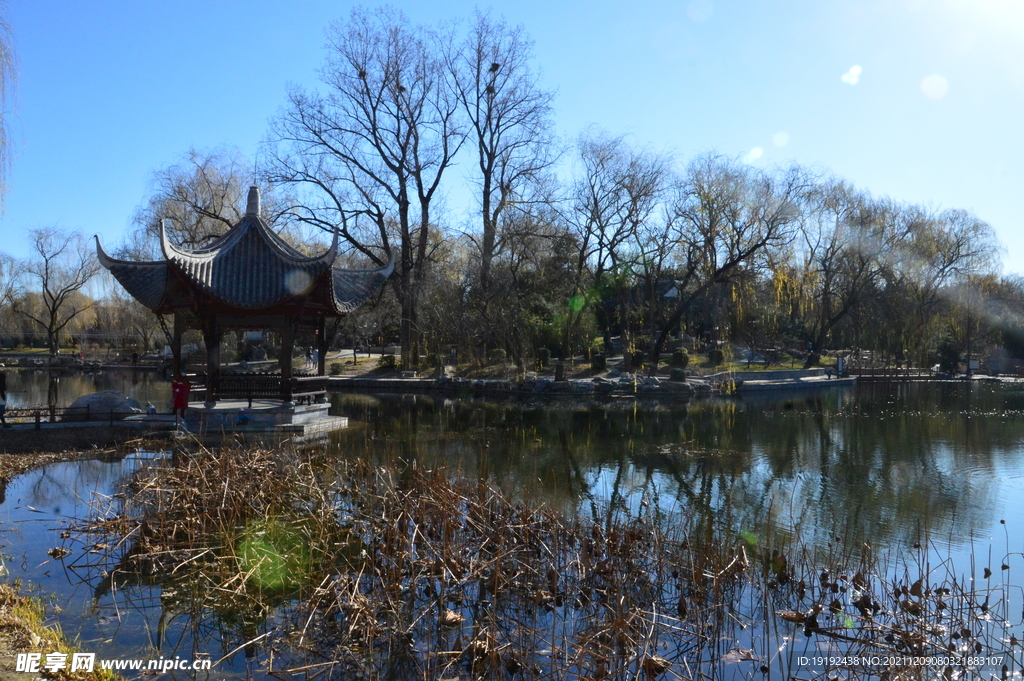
<box><xmin>648</xmin><ymin>155</ymin><xmax>810</xmax><ymax>372</ymax></box>
<box><xmin>0</xmin><ymin>7</ymin><xmax>16</xmax><ymax>208</ymax></box>
<box><xmin>129</xmin><ymin>148</ymin><xmax>295</xmax><ymax>256</ymax></box>
<box><xmin>785</xmin><ymin>183</ymin><xmax>895</xmax><ymax>366</ymax></box>
<box><xmin>896</xmin><ymin>207</ymin><xmax>997</xmax><ymax>362</ymax></box>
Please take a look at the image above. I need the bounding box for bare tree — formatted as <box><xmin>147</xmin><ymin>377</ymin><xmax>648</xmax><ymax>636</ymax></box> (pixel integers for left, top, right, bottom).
<box><xmin>445</xmin><ymin>11</ymin><xmax>556</xmax><ymax>296</ymax></box>
<box><xmin>12</xmin><ymin>228</ymin><xmax>100</xmax><ymax>356</ymax></box>
<box><xmin>266</xmin><ymin>7</ymin><xmax>463</xmax><ymax>366</ymax></box>
<box><xmin>93</xmin><ymin>273</ymin><xmax>162</xmax><ymax>353</ymax></box>
<box><xmin>566</xmin><ymin>130</ymin><xmax>670</xmax><ymax>364</ymax></box>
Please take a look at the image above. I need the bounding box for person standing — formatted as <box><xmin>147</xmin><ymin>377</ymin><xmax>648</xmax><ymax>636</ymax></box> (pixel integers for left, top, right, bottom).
<box><xmin>171</xmin><ymin>374</ymin><xmax>190</xmax><ymax>419</ymax></box>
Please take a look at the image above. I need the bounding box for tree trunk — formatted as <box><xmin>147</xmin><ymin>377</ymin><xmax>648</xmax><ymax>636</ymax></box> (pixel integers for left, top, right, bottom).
<box><xmin>280</xmin><ymin>317</ymin><xmax>294</xmax><ymax>404</ymax></box>
<box><xmin>480</xmin><ymin>184</ymin><xmax>495</xmax><ymax>296</ymax></box>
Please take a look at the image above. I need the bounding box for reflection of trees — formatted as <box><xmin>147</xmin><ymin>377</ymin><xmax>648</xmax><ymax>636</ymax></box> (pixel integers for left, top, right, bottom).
<box><xmin>21</xmin><ymin>457</ymin><xmax>134</xmax><ymax>514</ymax></box>
<box><xmin>332</xmin><ymin>383</ymin><xmax>1018</xmax><ymax>551</ymax></box>
<box><xmin>47</xmin><ymin>373</ymin><xmax>58</xmax><ymax>409</ymax></box>
<box><xmin>6</xmin><ymin>369</ymin><xmax>172</xmax><ymax>409</ymax></box>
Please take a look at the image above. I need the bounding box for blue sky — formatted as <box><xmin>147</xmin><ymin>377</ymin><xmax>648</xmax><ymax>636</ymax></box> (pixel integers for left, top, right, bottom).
<box><xmin>3</xmin><ymin>0</ymin><xmax>1023</xmax><ymax>273</ymax></box>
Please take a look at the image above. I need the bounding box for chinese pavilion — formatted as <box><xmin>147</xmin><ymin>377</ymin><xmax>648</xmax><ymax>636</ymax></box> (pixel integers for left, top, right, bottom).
<box><xmin>96</xmin><ymin>186</ymin><xmax>393</xmax><ymax>405</ymax></box>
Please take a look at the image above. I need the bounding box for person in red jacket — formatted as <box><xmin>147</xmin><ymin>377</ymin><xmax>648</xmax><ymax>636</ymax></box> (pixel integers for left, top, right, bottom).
<box><xmin>171</xmin><ymin>374</ymin><xmax>190</xmax><ymax>418</ymax></box>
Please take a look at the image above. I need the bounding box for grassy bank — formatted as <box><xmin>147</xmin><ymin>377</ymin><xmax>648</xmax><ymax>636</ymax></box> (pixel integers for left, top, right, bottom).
<box><xmin>0</xmin><ymin>582</ymin><xmax>119</xmax><ymax>681</ymax></box>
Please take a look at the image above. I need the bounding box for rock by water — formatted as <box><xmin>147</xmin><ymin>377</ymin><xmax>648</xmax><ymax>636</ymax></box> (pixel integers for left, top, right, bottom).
<box><xmin>62</xmin><ymin>391</ymin><xmax>143</xmax><ymax>422</ymax></box>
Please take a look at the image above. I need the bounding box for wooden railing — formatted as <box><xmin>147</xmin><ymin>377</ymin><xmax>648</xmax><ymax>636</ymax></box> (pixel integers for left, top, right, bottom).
<box><xmin>193</xmin><ymin>373</ymin><xmax>328</xmax><ymax>405</ymax></box>
<box><xmin>5</xmin><ymin>405</ymin><xmax>130</xmax><ymax>428</ymax></box>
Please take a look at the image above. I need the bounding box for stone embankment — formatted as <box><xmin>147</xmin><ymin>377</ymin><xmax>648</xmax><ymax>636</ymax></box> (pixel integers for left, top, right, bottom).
<box><xmin>329</xmin><ymin>373</ymin><xmax>711</xmax><ymax>398</ymax></box>
<box><xmin>0</xmin><ymin>421</ymin><xmax>175</xmax><ymax>455</ymax></box>
<box><xmin>328</xmin><ymin>367</ymin><xmax>860</xmax><ymax>397</ymax></box>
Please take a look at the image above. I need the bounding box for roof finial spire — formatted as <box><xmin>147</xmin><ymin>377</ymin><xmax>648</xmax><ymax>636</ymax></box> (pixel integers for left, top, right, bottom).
<box><xmin>246</xmin><ymin>186</ymin><xmax>261</xmax><ymax>217</ymax></box>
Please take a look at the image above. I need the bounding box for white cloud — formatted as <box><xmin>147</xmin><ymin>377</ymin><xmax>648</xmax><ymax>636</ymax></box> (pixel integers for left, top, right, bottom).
<box><xmin>841</xmin><ymin>65</ymin><xmax>863</xmax><ymax>85</ymax></box>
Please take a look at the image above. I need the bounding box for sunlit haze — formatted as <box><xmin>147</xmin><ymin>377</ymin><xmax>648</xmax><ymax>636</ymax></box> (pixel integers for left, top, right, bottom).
<box><xmin>3</xmin><ymin>0</ymin><xmax>1022</xmax><ymax>273</ymax></box>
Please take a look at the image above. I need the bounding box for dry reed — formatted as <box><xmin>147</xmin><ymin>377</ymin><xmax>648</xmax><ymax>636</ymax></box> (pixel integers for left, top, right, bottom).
<box><xmin>65</xmin><ymin>444</ymin><xmax>1023</xmax><ymax>681</ymax></box>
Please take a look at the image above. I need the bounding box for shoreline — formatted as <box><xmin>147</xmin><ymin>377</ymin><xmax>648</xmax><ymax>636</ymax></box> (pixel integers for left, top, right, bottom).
<box><xmin>0</xmin><ymin>450</ymin><xmax>94</xmax><ymax>488</ymax></box>
<box><xmin>0</xmin><ymin>584</ymin><xmax>119</xmax><ymax>681</ymax></box>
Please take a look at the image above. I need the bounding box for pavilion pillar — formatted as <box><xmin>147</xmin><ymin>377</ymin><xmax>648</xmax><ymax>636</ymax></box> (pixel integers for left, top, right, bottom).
<box><xmin>280</xmin><ymin>316</ymin><xmax>294</xmax><ymax>405</ymax></box>
<box><xmin>202</xmin><ymin>316</ymin><xmax>222</xmax><ymax>408</ymax></box>
<box><xmin>171</xmin><ymin>314</ymin><xmax>183</xmax><ymax>377</ymax></box>
<box><xmin>316</xmin><ymin>317</ymin><xmax>328</xmax><ymax>376</ymax></box>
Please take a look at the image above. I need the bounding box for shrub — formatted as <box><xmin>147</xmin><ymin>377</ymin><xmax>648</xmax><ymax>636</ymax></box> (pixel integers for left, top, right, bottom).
<box><xmin>671</xmin><ymin>349</ymin><xmax>690</xmax><ymax>368</ymax></box>
<box><xmin>378</xmin><ymin>354</ymin><xmax>397</xmax><ymax>370</ymax></box>
<box><xmin>631</xmin><ymin>350</ymin><xmax>647</xmax><ymax>368</ymax></box>
<box><xmin>591</xmin><ymin>354</ymin><xmax>607</xmax><ymax>371</ymax></box>
<box><xmin>670</xmin><ymin>367</ymin><xmax>687</xmax><ymax>381</ymax></box>
<box><xmin>708</xmin><ymin>348</ymin><xmax>725</xmax><ymax>366</ymax></box>
<box><xmin>937</xmin><ymin>338</ymin><xmax>961</xmax><ymax>373</ymax></box>
<box><xmin>487</xmin><ymin>348</ymin><xmax>507</xmax><ymax>362</ymax></box>
<box><xmin>330</xmin><ymin>362</ymin><xmax>344</xmax><ymax>376</ymax></box>
<box><xmin>537</xmin><ymin>347</ymin><xmax>551</xmax><ymax>368</ymax></box>
<box><xmin>424</xmin><ymin>353</ymin><xmax>442</xmax><ymax>369</ymax></box>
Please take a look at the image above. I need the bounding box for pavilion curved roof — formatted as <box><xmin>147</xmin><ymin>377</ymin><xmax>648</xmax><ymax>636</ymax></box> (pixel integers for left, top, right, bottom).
<box><xmin>96</xmin><ymin>187</ymin><xmax>393</xmax><ymax>317</ymax></box>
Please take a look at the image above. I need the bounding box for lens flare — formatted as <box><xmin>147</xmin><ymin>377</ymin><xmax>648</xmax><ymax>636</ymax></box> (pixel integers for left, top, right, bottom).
<box><xmin>284</xmin><ymin>269</ymin><xmax>313</xmax><ymax>295</ymax></box>
<box><xmin>773</xmin><ymin>132</ymin><xmax>790</xmax><ymax>147</ymax></box>
<box><xmin>920</xmin><ymin>74</ymin><xmax>949</xmax><ymax>100</ymax></box>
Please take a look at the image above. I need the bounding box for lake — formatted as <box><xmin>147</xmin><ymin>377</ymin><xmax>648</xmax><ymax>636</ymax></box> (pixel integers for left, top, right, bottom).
<box><xmin>1</xmin><ymin>368</ymin><xmax>170</xmax><ymax>410</ymax></box>
<box><xmin>2</xmin><ymin>373</ymin><xmax>1024</xmax><ymax>678</ymax></box>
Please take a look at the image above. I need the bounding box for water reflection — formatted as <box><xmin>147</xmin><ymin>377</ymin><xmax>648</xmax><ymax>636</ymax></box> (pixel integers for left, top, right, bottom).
<box><xmin>3</xmin><ymin>369</ymin><xmax>171</xmax><ymax>409</ymax></box>
<box><xmin>0</xmin><ymin>454</ymin><xmax>156</xmax><ymax>655</ymax></box>
<box><xmin>328</xmin><ymin>382</ymin><xmax>1024</xmax><ymax>552</ymax></box>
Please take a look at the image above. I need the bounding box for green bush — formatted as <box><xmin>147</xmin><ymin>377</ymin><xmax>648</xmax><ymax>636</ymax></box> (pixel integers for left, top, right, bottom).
<box><xmin>591</xmin><ymin>354</ymin><xmax>607</xmax><ymax>371</ymax></box>
<box><xmin>671</xmin><ymin>349</ymin><xmax>690</xmax><ymax>368</ymax></box>
<box><xmin>670</xmin><ymin>367</ymin><xmax>687</xmax><ymax>381</ymax></box>
<box><xmin>330</xmin><ymin>362</ymin><xmax>344</xmax><ymax>375</ymax></box>
<box><xmin>537</xmin><ymin>347</ymin><xmax>552</xmax><ymax>368</ymax></box>
<box><xmin>378</xmin><ymin>354</ymin><xmax>397</xmax><ymax>370</ymax></box>
<box><xmin>487</xmin><ymin>348</ymin><xmax>508</xmax><ymax>362</ymax></box>
<box><xmin>424</xmin><ymin>353</ymin><xmax>442</xmax><ymax>369</ymax></box>
<box><xmin>708</xmin><ymin>348</ymin><xmax>725</xmax><ymax>366</ymax></box>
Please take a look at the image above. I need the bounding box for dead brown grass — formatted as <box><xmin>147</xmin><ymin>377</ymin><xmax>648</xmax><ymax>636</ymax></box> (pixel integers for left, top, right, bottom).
<box><xmin>67</xmin><ymin>445</ymin><xmax>1024</xmax><ymax>680</ymax></box>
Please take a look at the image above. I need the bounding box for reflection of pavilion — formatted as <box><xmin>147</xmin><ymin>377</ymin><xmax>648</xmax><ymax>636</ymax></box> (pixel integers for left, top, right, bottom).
<box><xmin>97</xmin><ymin>186</ymin><xmax>392</xmax><ymax>409</ymax></box>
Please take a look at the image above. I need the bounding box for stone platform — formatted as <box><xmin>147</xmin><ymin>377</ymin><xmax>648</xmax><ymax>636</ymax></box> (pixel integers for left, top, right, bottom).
<box><xmin>181</xmin><ymin>399</ymin><xmax>348</xmax><ymax>445</ymax></box>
